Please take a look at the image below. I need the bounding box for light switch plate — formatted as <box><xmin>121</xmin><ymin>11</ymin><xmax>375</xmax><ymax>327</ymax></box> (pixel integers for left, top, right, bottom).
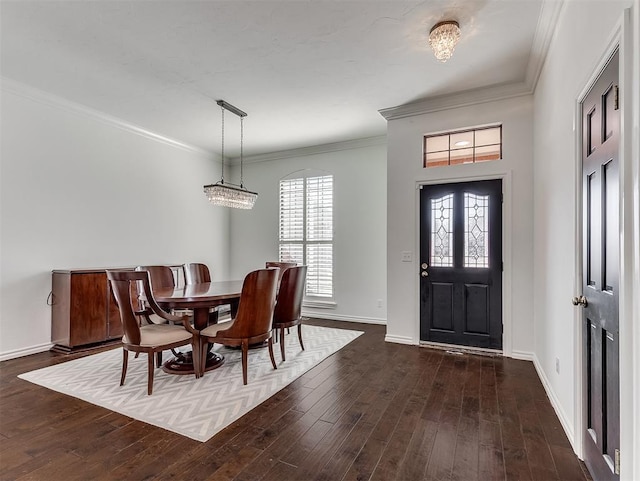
<box><xmin>401</xmin><ymin>251</ymin><xmax>412</xmax><ymax>262</ymax></box>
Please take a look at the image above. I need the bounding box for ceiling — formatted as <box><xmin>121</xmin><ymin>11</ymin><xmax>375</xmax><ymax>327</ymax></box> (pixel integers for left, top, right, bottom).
<box><xmin>1</xmin><ymin>0</ymin><xmax>555</xmax><ymax>158</ymax></box>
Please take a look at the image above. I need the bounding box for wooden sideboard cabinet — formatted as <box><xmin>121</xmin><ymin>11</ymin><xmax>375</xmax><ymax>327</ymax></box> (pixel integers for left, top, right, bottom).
<box><xmin>51</xmin><ymin>269</ymin><xmax>125</xmax><ymax>352</ymax></box>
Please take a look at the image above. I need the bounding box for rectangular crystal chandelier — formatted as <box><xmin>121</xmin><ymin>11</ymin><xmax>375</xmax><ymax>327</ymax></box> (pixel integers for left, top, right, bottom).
<box><xmin>204</xmin><ymin>182</ymin><xmax>257</xmax><ymax>209</ymax></box>
<box><xmin>204</xmin><ymin>100</ymin><xmax>258</xmax><ymax>209</ymax></box>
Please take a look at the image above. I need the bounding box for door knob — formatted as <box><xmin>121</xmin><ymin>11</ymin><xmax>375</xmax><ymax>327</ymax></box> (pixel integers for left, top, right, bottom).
<box><xmin>421</xmin><ymin>271</ymin><xmax>429</xmax><ymax>277</ymax></box>
<box><xmin>572</xmin><ymin>295</ymin><xmax>588</xmax><ymax>307</ymax></box>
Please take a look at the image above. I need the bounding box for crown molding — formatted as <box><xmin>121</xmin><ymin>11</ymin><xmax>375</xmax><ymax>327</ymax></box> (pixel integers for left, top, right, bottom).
<box><xmin>236</xmin><ymin>135</ymin><xmax>387</xmax><ymax>165</ymax></box>
<box><xmin>1</xmin><ymin>77</ymin><xmax>211</xmax><ymax>156</ymax></box>
<box><xmin>379</xmin><ymin>81</ymin><xmax>532</xmax><ymax>121</ymax></box>
<box><xmin>525</xmin><ymin>0</ymin><xmax>565</xmax><ymax>90</ymax></box>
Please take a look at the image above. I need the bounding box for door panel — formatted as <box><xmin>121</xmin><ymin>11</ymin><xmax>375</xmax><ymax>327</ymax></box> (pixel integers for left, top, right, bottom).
<box><xmin>581</xmin><ymin>49</ymin><xmax>619</xmax><ymax>481</ymax></box>
<box><xmin>432</xmin><ymin>282</ymin><xmax>454</xmax><ymax>331</ymax></box>
<box><xmin>587</xmin><ymin>171</ymin><xmax>601</xmax><ymax>288</ymax></box>
<box><xmin>420</xmin><ymin>179</ymin><xmax>502</xmax><ymax>349</ymax></box>
<box><xmin>464</xmin><ymin>284</ymin><xmax>489</xmax><ymax>333</ymax></box>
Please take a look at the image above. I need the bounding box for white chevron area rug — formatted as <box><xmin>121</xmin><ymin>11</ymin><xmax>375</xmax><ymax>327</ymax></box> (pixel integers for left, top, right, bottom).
<box><xmin>19</xmin><ymin>325</ymin><xmax>362</xmax><ymax>442</ymax></box>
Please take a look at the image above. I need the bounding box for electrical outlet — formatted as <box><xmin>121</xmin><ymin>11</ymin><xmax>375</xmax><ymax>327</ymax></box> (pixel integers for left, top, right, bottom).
<box><xmin>555</xmin><ymin>358</ymin><xmax>560</xmax><ymax>374</ymax></box>
<box><xmin>377</xmin><ymin>299</ymin><xmax>383</xmax><ymax>308</ymax></box>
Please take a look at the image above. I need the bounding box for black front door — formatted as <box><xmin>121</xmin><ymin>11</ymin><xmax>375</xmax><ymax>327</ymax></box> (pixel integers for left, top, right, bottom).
<box><xmin>419</xmin><ymin>179</ymin><xmax>503</xmax><ymax>349</ymax></box>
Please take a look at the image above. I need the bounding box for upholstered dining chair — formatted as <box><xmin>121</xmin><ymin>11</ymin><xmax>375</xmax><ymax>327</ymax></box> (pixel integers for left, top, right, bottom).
<box><xmin>135</xmin><ymin>264</ymin><xmax>196</xmax><ymax>321</ymax></box>
<box><xmin>106</xmin><ymin>270</ymin><xmax>200</xmax><ymax>395</ymax></box>
<box><xmin>272</xmin><ymin>266</ymin><xmax>307</xmax><ymax>361</ymax></box>
<box><xmin>198</xmin><ymin>268</ymin><xmax>279</xmax><ymax>385</ymax></box>
<box><xmin>182</xmin><ymin>262</ymin><xmax>224</xmax><ymax>323</ymax></box>
<box><xmin>136</xmin><ymin>265</ymin><xmax>175</xmax><ymax>289</ymax></box>
<box><xmin>183</xmin><ymin>262</ymin><xmax>211</xmax><ymax>285</ymax></box>
<box><xmin>265</xmin><ymin>261</ymin><xmax>297</xmax><ymax>288</ymax></box>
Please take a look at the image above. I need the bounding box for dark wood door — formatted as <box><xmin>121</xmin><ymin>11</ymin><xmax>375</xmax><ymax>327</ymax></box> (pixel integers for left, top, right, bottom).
<box><xmin>581</xmin><ymin>49</ymin><xmax>620</xmax><ymax>481</ymax></box>
<box><xmin>419</xmin><ymin>179</ymin><xmax>502</xmax><ymax>349</ymax></box>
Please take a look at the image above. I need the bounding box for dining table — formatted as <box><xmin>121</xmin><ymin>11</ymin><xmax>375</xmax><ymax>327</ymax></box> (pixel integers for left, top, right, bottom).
<box><xmin>154</xmin><ymin>280</ymin><xmax>243</xmax><ymax>375</ymax></box>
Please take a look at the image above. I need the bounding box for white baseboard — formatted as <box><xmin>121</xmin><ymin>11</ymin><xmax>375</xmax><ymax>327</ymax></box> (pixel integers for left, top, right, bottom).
<box><xmin>533</xmin><ymin>353</ymin><xmax>576</xmax><ymax>451</ymax></box>
<box><xmin>302</xmin><ymin>312</ymin><xmax>386</xmax><ymax>325</ymax></box>
<box><xmin>510</xmin><ymin>349</ymin><xmax>535</xmax><ymax>361</ymax></box>
<box><xmin>384</xmin><ymin>334</ymin><xmax>415</xmax><ymax>345</ymax></box>
<box><xmin>0</xmin><ymin>342</ymin><xmax>53</xmax><ymax>362</ymax></box>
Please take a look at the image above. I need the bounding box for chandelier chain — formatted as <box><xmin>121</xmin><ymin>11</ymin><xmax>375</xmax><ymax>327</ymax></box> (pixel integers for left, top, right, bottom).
<box><xmin>220</xmin><ymin>105</ymin><xmax>225</xmax><ymax>182</ymax></box>
<box><xmin>240</xmin><ymin>117</ymin><xmax>244</xmax><ymax>187</ymax></box>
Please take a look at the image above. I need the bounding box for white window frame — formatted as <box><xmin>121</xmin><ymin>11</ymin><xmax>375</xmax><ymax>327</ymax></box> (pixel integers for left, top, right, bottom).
<box><xmin>278</xmin><ymin>172</ymin><xmax>334</xmax><ymax>301</ymax></box>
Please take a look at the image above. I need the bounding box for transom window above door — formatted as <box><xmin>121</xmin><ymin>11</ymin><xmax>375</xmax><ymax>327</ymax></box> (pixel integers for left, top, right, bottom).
<box><xmin>424</xmin><ymin>125</ymin><xmax>502</xmax><ymax>168</ymax></box>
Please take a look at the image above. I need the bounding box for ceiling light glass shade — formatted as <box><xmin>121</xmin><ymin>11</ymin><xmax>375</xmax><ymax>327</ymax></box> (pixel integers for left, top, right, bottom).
<box><xmin>429</xmin><ymin>21</ymin><xmax>460</xmax><ymax>62</ymax></box>
<box><xmin>204</xmin><ymin>182</ymin><xmax>257</xmax><ymax>209</ymax></box>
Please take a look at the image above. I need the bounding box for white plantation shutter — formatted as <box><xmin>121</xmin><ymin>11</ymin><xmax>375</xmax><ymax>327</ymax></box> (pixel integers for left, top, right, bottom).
<box><xmin>279</xmin><ymin>178</ymin><xmax>304</xmax><ymax>244</ymax></box>
<box><xmin>306</xmin><ymin>176</ymin><xmax>333</xmax><ymax>241</ymax></box>
<box><xmin>306</xmin><ymin>244</ymin><xmax>333</xmax><ymax>297</ymax></box>
<box><xmin>279</xmin><ymin>174</ymin><xmax>333</xmax><ymax>298</ymax></box>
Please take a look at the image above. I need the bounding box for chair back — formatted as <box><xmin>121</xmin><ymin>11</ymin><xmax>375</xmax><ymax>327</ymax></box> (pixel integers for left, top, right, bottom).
<box><xmin>265</xmin><ymin>261</ymin><xmax>297</xmax><ymax>286</ymax></box>
<box><xmin>274</xmin><ymin>266</ymin><xmax>307</xmax><ymax>323</ymax></box>
<box><xmin>134</xmin><ymin>265</ymin><xmax>175</xmax><ymax>310</ymax></box>
<box><xmin>183</xmin><ymin>263</ymin><xmax>211</xmax><ymax>285</ymax></box>
<box><xmin>135</xmin><ymin>265</ymin><xmax>175</xmax><ymax>290</ymax></box>
<box><xmin>223</xmin><ymin>269</ymin><xmax>278</xmax><ymax>338</ymax></box>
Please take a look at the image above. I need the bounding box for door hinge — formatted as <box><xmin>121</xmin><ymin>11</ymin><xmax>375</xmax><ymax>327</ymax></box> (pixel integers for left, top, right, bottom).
<box><xmin>614</xmin><ymin>85</ymin><xmax>619</xmax><ymax>110</ymax></box>
<box><xmin>615</xmin><ymin>448</ymin><xmax>620</xmax><ymax>475</ymax></box>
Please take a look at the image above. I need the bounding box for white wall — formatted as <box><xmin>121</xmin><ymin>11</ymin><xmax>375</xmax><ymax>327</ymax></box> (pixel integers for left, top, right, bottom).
<box><xmin>385</xmin><ymin>96</ymin><xmax>534</xmax><ymax>356</ymax></box>
<box><xmin>228</xmin><ymin>140</ymin><xmax>387</xmax><ymax>323</ymax></box>
<box><xmin>0</xmin><ymin>84</ymin><xmax>230</xmax><ymax>359</ymax></box>
<box><xmin>532</xmin><ymin>0</ymin><xmax>638</xmax><ymax>473</ymax></box>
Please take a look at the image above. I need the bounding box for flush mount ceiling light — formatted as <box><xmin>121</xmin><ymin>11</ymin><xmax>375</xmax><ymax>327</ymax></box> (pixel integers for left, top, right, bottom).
<box><xmin>204</xmin><ymin>100</ymin><xmax>257</xmax><ymax>209</ymax></box>
<box><xmin>428</xmin><ymin>20</ymin><xmax>461</xmax><ymax>62</ymax></box>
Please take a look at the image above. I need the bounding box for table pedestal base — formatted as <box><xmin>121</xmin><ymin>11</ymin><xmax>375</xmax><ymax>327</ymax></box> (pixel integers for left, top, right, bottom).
<box><xmin>162</xmin><ymin>350</ymin><xmax>224</xmax><ymax>375</ymax></box>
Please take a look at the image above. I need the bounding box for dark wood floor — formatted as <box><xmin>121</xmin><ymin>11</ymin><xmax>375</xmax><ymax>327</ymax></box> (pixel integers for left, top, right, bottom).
<box><xmin>1</xmin><ymin>319</ymin><xmax>591</xmax><ymax>481</ymax></box>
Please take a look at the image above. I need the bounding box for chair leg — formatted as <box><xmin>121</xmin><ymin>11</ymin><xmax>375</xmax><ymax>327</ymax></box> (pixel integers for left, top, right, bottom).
<box><xmin>120</xmin><ymin>348</ymin><xmax>129</xmax><ymax>386</ymax></box>
<box><xmin>297</xmin><ymin>323</ymin><xmax>305</xmax><ymax>351</ymax></box>
<box><xmin>241</xmin><ymin>340</ymin><xmax>248</xmax><ymax>385</ymax></box>
<box><xmin>199</xmin><ymin>338</ymin><xmax>207</xmax><ymax>378</ymax></box>
<box><xmin>280</xmin><ymin>326</ymin><xmax>286</xmax><ymax>361</ymax></box>
<box><xmin>156</xmin><ymin>351</ymin><xmax>163</xmax><ymax>368</ymax></box>
<box><xmin>268</xmin><ymin>338</ymin><xmax>278</xmax><ymax>370</ymax></box>
<box><xmin>191</xmin><ymin>341</ymin><xmax>200</xmax><ymax>379</ymax></box>
<box><xmin>147</xmin><ymin>353</ymin><xmax>155</xmax><ymax>395</ymax></box>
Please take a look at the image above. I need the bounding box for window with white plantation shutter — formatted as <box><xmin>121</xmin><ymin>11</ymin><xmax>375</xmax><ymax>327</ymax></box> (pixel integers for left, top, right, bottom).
<box><xmin>279</xmin><ymin>174</ymin><xmax>333</xmax><ymax>298</ymax></box>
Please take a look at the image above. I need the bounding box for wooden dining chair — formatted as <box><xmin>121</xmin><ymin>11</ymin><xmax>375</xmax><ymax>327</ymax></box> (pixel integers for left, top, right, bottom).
<box><xmin>183</xmin><ymin>263</ymin><xmax>211</xmax><ymax>285</ymax></box>
<box><xmin>265</xmin><ymin>261</ymin><xmax>297</xmax><ymax>288</ymax></box>
<box><xmin>198</xmin><ymin>268</ymin><xmax>279</xmax><ymax>385</ymax></box>
<box><xmin>106</xmin><ymin>270</ymin><xmax>201</xmax><ymax>395</ymax></box>
<box><xmin>182</xmin><ymin>262</ymin><xmax>223</xmax><ymax>323</ymax></box>
<box><xmin>272</xmin><ymin>266</ymin><xmax>307</xmax><ymax>361</ymax></box>
<box><xmin>136</xmin><ymin>265</ymin><xmax>175</xmax><ymax>289</ymax></box>
<box><xmin>135</xmin><ymin>266</ymin><xmax>176</xmax><ymax>324</ymax></box>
